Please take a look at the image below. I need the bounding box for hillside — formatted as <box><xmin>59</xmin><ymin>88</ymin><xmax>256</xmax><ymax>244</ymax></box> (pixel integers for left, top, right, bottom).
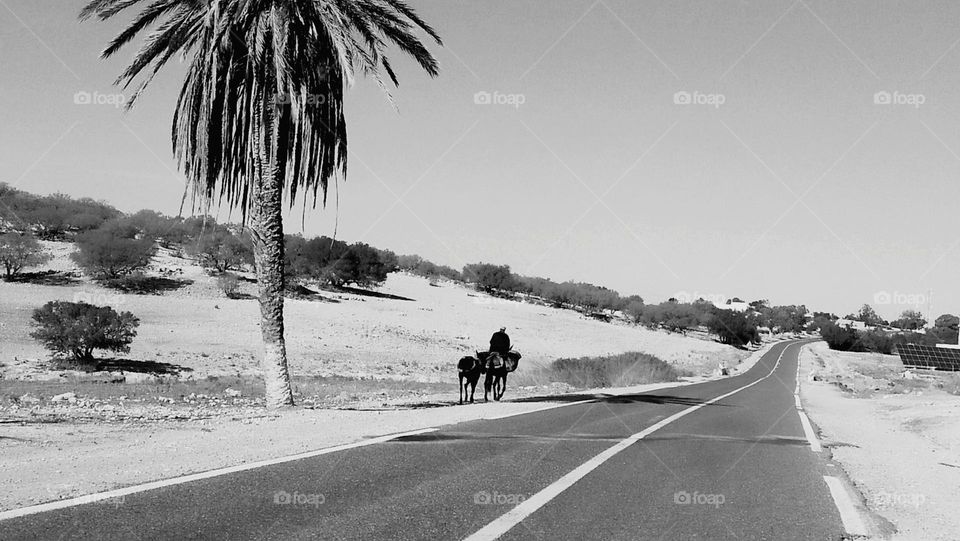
<box><xmin>0</xmin><ymin>241</ymin><xmax>749</xmax><ymax>383</ymax></box>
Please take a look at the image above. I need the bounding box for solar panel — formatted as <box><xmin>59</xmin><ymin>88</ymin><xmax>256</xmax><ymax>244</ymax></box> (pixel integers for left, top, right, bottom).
<box><xmin>896</xmin><ymin>344</ymin><xmax>960</xmax><ymax>372</ymax></box>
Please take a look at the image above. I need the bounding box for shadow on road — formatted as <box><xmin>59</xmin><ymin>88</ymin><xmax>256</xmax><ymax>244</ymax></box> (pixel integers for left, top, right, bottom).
<box><xmin>508</xmin><ymin>393</ymin><xmax>732</xmax><ymax>408</ymax></box>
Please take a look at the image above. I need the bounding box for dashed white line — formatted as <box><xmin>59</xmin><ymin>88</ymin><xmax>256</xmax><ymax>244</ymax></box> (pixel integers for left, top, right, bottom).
<box><xmin>823</xmin><ymin>476</ymin><xmax>869</xmax><ymax>536</ymax></box>
<box><xmin>463</xmin><ymin>343</ymin><xmax>794</xmax><ymax>541</ymax></box>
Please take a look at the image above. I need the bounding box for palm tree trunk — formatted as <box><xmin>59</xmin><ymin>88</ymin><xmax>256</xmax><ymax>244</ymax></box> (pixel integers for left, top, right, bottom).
<box><xmin>251</xmin><ymin>171</ymin><xmax>294</xmax><ymax>408</ymax></box>
<box><xmin>251</xmin><ymin>79</ymin><xmax>294</xmax><ymax>409</ymax></box>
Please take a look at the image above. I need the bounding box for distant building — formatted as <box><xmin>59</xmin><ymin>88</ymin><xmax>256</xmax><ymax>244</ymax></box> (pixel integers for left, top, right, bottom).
<box><xmin>713</xmin><ymin>299</ymin><xmax>750</xmax><ymax>312</ymax></box>
<box><xmin>836</xmin><ymin>319</ymin><xmax>868</xmax><ymax>331</ymax></box>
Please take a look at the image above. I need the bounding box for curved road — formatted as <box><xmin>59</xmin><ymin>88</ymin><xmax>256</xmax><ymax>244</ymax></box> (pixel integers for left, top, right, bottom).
<box><xmin>1</xmin><ymin>340</ymin><xmax>854</xmax><ymax>540</ymax></box>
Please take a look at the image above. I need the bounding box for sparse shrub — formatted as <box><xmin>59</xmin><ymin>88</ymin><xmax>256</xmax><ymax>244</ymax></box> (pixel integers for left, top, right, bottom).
<box><xmin>218</xmin><ymin>272</ymin><xmax>241</xmax><ymax>298</ymax></box>
<box><xmin>72</xmin><ymin>226</ymin><xmax>156</xmax><ymax>279</ymax></box>
<box><xmin>29</xmin><ymin>301</ymin><xmax>139</xmax><ymax>362</ymax></box>
<box><xmin>0</xmin><ymin>232</ymin><xmax>51</xmax><ymax>280</ymax></box>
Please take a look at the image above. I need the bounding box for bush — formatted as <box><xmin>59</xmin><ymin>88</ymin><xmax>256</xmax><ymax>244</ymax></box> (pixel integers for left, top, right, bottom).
<box><xmin>285</xmin><ymin>235</ymin><xmax>393</xmax><ymax>288</ymax></box>
<box><xmin>548</xmin><ymin>352</ymin><xmax>686</xmax><ymax>388</ymax></box>
<box><xmin>0</xmin><ymin>232</ymin><xmax>50</xmax><ymax>280</ymax></box>
<box><xmin>189</xmin><ymin>228</ymin><xmax>253</xmax><ymax>272</ymax></box>
<box><xmin>463</xmin><ymin>263</ymin><xmax>518</xmax><ymax>294</ymax></box>
<box><xmin>72</xmin><ymin>227</ymin><xmax>156</xmax><ymax>279</ymax></box>
<box><xmin>821</xmin><ymin>322</ymin><xmax>860</xmax><ymax>351</ymax></box>
<box><xmin>29</xmin><ymin>301</ymin><xmax>139</xmax><ymax>362</ymax></box>
<box><xmin>217</xmin><ymin>272</ymin><xmax>241</xmax><ymax>298</ymax></box>
<box><xmin>857</xmin><ymin>329</ymin><xmax>895</xmax><ymax>354</ymax></box>
<box><xmin>708</xmin><ymin>309</ymin><xmax>760</xmax><ymax>347</ymax></box>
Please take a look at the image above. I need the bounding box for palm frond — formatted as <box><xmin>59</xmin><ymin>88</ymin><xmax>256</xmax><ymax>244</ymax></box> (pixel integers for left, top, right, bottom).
<box><xmin>81</xmin><ymin>0</ymin><xmax>442</xmax><ymax>221</ymax></box>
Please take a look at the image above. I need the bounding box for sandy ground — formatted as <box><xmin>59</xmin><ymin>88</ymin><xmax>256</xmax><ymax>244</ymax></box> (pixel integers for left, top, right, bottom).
<box><xmin>1</xmin><ymin>241</ymin><xmax>747</xmax><ymax>382</ymax></box>
<box><xmin>799</xmin><ymin>342</ymin><xmax>960</xmax><ymax>541</ymax></box>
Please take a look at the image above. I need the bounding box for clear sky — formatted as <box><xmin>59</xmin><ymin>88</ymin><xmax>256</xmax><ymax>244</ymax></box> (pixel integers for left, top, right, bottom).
<box><xmin>2</xmin><ymin>0</ymin><xmax>959</xmax><ymax>321</ymax></box>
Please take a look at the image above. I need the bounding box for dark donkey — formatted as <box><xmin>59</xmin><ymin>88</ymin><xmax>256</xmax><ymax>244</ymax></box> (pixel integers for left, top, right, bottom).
<box><xmin>457</xmin><ymin>354</ymin><xmax>484</xmax><ymax>404</ymax></box>
<box><xmin>480</xmin><ymin>351</ymin><xmax>520</xmax><ymax>402</ymax></box>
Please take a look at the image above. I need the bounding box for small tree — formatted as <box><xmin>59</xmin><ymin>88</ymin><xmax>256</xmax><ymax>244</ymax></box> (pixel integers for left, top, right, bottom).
<box><xmin>72</xmin><ymin>227</ymin><xmax>156</xmax><ymax>279</ymax></box>
<box><xmin>0</xmin><ymin>232</ymin><xmax>50</xmax><ymax>280</ymax></box>
<box><xmin>30</xmin><ymin>301</ymin><xmax>139</xmax><ymax>362</ymax></box>
<box><xmin>190</xmin><ymin>228</ymin><xmax>253</xmax><ymax>272</ymax></box>
<box><xmin>217</xmin><ymin>272</ymin><xmax>241</xmax><ymax>299</ymax></box>
<box><xmin>708</xmin><ymin>309</ymin><xmax>760</xmax><ymax>347</ymax></box>
<box><xmin>463</xmin><ymin>263</ymin><xmax>518</xmax><ymax>294</ymax></box>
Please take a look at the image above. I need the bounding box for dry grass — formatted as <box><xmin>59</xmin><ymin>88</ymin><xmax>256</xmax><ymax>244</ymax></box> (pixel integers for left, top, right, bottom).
<box><xmin>512</xmin><ymin>352</ymin><xmax>690</xmax><ymax>389</ymax></box>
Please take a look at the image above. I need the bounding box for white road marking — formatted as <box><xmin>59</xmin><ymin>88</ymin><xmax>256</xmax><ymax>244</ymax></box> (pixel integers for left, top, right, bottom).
<box><xmin>798</xmin><ymin>410</ymin><xmax>823</xmax><ymax>452</ymax></box>
<box><xmin>793</xmin><ymin>345</ymin><xmax>822</xmax><ymax>452</ymax></box>
<box><xmin>0</xmin><ymin>427</ymin><xmax>438</xmax><ymax>522</ymax></box>
<box><xmin>823</xmin><ymin>476</ymin><xmax>869</xmax><ymax>536</ymax></box>
<box><xmin>463</xmin><ymin>343</ymin><xmax>795</xmax><ymax>541</ymax></box>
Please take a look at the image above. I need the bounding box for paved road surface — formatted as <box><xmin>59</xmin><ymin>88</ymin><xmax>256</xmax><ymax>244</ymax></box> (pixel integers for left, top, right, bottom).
<box><xmin>1</xmin><ymin>340</ymin><xmax>849</xmax><ymax>540</ymax></box>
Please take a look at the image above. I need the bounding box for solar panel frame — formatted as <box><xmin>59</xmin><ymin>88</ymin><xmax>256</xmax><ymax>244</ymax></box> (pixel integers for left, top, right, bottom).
<box><xmin>896</xmin><ymin>344</ymin><xmax>960</xmax><ymax>371</ymax></box>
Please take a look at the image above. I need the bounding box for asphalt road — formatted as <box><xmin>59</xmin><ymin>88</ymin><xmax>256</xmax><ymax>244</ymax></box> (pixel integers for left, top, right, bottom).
<box><xmin>1</xmin><ymin>340</ymin><xmax>846</xmax><ymax>540</ymax></box>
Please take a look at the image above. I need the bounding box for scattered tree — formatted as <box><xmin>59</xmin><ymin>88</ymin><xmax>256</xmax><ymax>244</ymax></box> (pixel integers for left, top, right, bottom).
<box><xmin>190</xmin><ymin>228</ymin><xmax>253</xmax><ymax>272</ymax></box>
<box><xmin>890</xmin><ymin>310</ymin><xmax>927</xmax><ymax>331</ymax></box>
<box><xmin>0</xmin><ymin>232</ymin><xmax>50</xmax><ymax>280</ymax></box>
<box><xmin>72</xmin><ymin>227</ymin><xmax>156</xmax><ymax>279</ymax></box>
<box><xmin>30</xmin><ymin>301</ymin><xmax>139</xmax><ymax>362</ymax></box>
<box><xmin>708</xmin><ymin>309</ymin><xmax>760</xmax><ymax>347</ymax></box>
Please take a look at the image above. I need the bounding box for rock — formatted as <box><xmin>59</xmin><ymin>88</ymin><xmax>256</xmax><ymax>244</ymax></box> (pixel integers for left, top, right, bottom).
<box><xmin>18</xmin><ymin>393</ymin><xmax>40</xmax><ymax>404</ymax></box>
<box><xmin>901</xmin><ymin>370</ymin><xmax>917</xmax><ymax>380</ymax></box>
<box><xmin>51</xmin><ymin>392</ymin><xmax>77</xmax><ymax>403</ymax></box>
<box><xmin>224</xmin><ymin>388</ymin><xmax>242</xmax><ymax>398</ymax></box>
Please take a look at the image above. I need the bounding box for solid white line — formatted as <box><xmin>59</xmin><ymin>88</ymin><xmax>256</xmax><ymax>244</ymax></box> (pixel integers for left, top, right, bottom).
<box><xmin>793</xmin><ymin>344</ymin><xmax>821</xmax><ymax>452</ymax></box>
<box><xmin>463</xmin><ymin>343</ymin><xmax>794</xmax><ymax>541</ymax></box>
<box><xmin>0</xmin><ymin>427</ymin><xmax>438</xmax><ymax>522</ymax></box>
<box><xmin>823</xmin><ymin>476</ymin><xmax>869</xmax><ymax>536</ymax></box>
<box><xmin>798</xmin><ymin>410</ymin><xmax>823</xmax><ymax>452</ymax></box>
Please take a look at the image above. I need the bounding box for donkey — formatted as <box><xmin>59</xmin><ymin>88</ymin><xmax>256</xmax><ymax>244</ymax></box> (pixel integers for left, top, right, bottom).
<box><xmin>457</xmin><ymin>355</ymin><xmax>484</xmax><ymax>404</ymax></box>
<box><xmin>480</xmin><ymin>351</ymin><xmax>509</xmax><ymax>402</ymax></box>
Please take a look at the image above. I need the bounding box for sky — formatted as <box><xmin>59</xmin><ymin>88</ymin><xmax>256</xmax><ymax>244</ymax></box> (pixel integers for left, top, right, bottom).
<box><xmin>1</xmin><ymin>0</ymin><xmax>959</xmax><ymax>321</ymax></box>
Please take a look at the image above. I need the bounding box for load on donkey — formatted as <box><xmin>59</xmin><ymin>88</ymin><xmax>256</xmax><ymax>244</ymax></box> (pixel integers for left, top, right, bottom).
<box><xmin>458</xmin><ymin>327</ymin><xmax>521</xmax><ymax>404</ymax></box>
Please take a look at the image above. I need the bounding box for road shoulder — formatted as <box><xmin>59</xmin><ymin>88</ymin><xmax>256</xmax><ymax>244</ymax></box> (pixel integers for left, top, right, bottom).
<box><xmin>799</xmin><ymin>342</ymin><xmax>960</xmax><ymax>541</ymax></box>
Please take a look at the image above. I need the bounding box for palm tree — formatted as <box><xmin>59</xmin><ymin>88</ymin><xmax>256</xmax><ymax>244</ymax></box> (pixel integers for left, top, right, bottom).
<box><xmin>80</xmin><ymin>0</ymin><xmax>441</xmax><ymax>408</ymax></box>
